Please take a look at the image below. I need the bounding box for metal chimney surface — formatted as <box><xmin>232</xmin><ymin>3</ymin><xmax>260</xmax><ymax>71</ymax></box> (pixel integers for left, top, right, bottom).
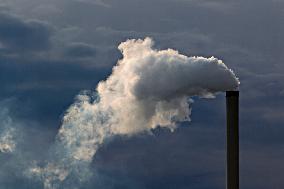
<box><xmin>226</xmin><ymin>91</ymin><xmax>239</xmax><ymax>189</ymax></box>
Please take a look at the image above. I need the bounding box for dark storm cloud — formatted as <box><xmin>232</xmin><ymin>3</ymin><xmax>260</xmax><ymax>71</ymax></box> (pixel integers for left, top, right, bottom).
<box><xmin>0</xmin><ymin>57</ymin><xmax>111</xmax><ymax>126</ymax></box>
<box><xmin>92</xmin><ymin>97</ymin><xmax>227</xmax><ymax>189</ymax></box>
<box><xmin>0</xmin><ymin>12</ymin><xmax>53</xmax><ymax>52</ymax></box>
<box><xmin>0</xmin><ymin>10</ymin><xmax>114</xmax><ymax>125</ymax></box>
<box><xmin>0</xmin><ymin>0</ymin><xmax>283</xmax><ymax>189</ymax></box>
<box><xmin>64</xmin><ymin>42</ymin><xmax>96</xmax><ymax>58</ymax></box>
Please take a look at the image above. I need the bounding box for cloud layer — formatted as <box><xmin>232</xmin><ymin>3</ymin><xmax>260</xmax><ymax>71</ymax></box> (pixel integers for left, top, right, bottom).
<box><xmin>0</xmin><ymin>12</ymin><xmax>52</xmax><ymax>52</ymax></box>
<box><xmin>0</xmin><ymin>0</ymin><xmax>283</xmax><ymax>188</ymax></box>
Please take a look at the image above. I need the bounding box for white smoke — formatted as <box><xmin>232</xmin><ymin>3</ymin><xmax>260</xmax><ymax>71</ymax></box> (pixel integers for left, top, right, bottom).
<box><xmin>29</xmin><ymin>37</ymin><xmax>239</xmax><ymax>188</ymax></box>
<box><xmin>0</xmin><ymin>106</ymin><xmax>17</xmax><ymax>154</ymax></box>
<box><xmin>0</xmin><ymin>126</ymin><xmax>16</xmax><ymax>153</ymax></box>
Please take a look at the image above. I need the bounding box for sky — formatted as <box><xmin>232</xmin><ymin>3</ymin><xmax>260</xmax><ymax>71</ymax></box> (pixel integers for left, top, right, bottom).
<box><xmin>0</xmin><ymin>0</ymin><xmax>284</xmax><ymax>188</ymax></box>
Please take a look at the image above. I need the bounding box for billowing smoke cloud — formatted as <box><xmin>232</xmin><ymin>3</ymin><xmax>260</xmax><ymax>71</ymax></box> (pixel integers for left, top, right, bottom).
<box><xmin>27</xmin><ymin>37</ymin><xmax>239</xmax><ymax>188</ymax></box>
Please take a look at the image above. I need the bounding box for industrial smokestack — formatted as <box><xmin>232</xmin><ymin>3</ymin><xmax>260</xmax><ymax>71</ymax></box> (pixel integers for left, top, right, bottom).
<box><xmin>226</xmin><ymin>91</ymin><xmax>239</xmax><ymax>189</ymax></box>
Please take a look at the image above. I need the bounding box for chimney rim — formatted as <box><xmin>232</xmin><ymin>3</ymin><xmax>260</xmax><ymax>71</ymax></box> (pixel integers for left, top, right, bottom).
<box><xmin>226</xmin><ymin>90</ymin><xmax>239</xmax><ymax>97</ymax></box>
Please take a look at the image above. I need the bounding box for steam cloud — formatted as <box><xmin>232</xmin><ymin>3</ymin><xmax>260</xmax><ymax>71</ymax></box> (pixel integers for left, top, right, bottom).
<box><xmin>27</xmin><ymin>37</ymin><xmax>239</xmax><ymax>188</ymax></box>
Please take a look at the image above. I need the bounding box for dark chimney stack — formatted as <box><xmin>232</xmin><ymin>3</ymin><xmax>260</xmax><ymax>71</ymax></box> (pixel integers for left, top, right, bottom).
<box><xmin>226</xmin><ymin>91</ymin><xmax>239</xmax><ymax>189</ymax></box>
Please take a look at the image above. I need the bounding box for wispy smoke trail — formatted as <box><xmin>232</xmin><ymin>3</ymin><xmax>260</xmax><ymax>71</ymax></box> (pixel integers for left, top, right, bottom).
<box><xmin>0</xmin><ymin>106</ymin><xmax>17</xmax><ymax>154</ymax></box>
<box><xmin>28</xmin><ymin>37</ymin><xmax>239</xmax><ymax>188</ymax></box>
<box><xmin>0</xmin><ymin>126</ymin><xmax>16</xmax><ymax>153</ymax></box>
<box><xmin>0</xmin><ymin>127</ymin><xmax>16</xmax><ymax>153</ymax></box>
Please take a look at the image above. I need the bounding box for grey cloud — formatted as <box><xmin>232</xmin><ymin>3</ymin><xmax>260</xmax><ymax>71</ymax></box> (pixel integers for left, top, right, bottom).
<box><xmin>74</xmin><ymin>0</ymin><xmax>111</xmax><ymax>7</ymax></box>
<box><xmin>92</xmin><ymin>117</ymin><xmax>227</xmax><ymax>189</ymax></box>
<box><xmin>0</xmin><ymin>0</ymin><xmax>283</xmax><ymax>188</ymax></box>
<box><xmin>0</xmin><ymin>57</ymin><xmax>110</xmax><ymax>126</ymax></box>
<box><xmin>64</xmin><ymin>42</ymin><xmax>96</xmax><ymax>58</ymax></box>
<box><xmin>0</xmin><ymin>12</ymin><xmax>53</xmax><ymax>52</ymax></box>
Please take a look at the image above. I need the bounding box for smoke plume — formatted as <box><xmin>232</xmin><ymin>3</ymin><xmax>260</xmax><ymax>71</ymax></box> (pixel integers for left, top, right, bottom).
<box><xmin>28</xmin><ymin>37</ymin><xmax>239</xmax><ymax>188</ymax></box>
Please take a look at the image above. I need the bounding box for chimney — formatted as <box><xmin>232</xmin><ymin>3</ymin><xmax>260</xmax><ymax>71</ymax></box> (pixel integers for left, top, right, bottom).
<box><xmin>226</xmin><ymin>91</ymin><xmax>239</xmax><ymax>189</ymax></box>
